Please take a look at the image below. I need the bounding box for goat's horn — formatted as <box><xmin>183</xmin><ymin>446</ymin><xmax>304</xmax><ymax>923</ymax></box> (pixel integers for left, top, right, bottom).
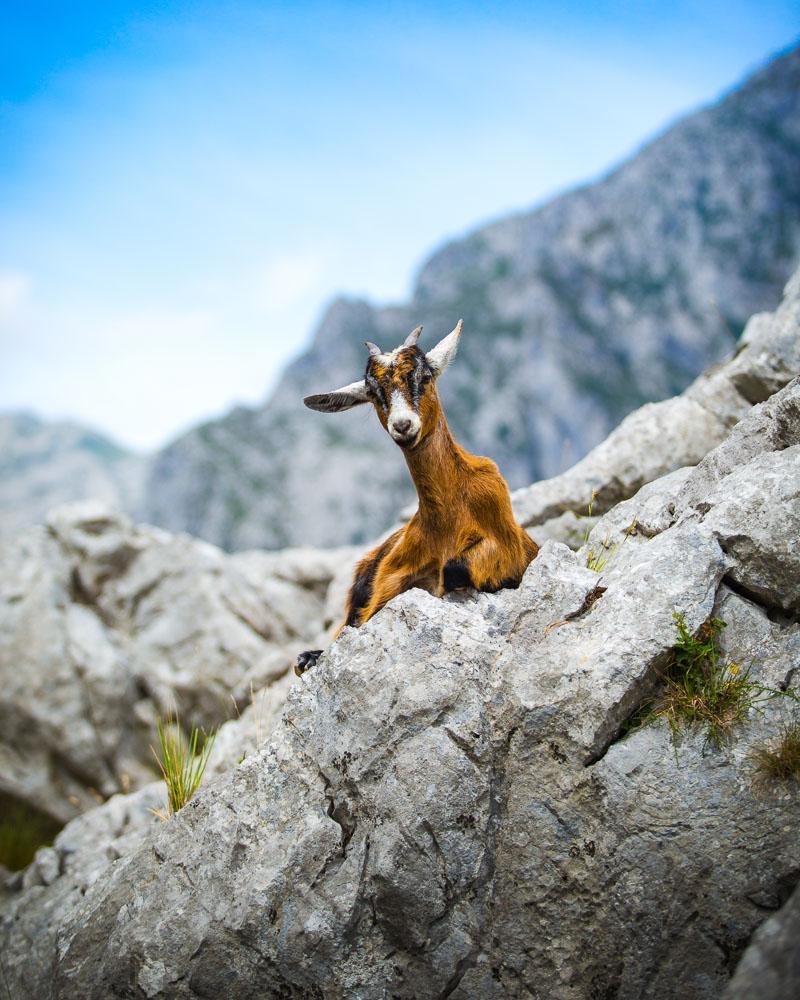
<box><xmin>403</xmin><ymin>325</ymin><xmax>423</xmax><ymax>348</ymax></box>
<box><xmin>364</xmin><ymin>341</ymin><xmax>382</xmax><ymax>356</ymax></box>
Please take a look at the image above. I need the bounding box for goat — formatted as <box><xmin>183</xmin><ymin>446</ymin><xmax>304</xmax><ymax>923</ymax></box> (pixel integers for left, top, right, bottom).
<box><xmin>295</xmin><ymin>320</ymin><xmax>539</xmax><ymax>673</ymax></box>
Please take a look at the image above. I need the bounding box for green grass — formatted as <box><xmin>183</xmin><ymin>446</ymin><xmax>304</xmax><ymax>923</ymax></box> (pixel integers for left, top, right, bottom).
<box><xmin>650</xmin><ymin>614</ymin><xmax>762</xmax><ymax>749</ymax></box>
<box><xmin>628</xmin><ymin>613</ymin><xmax>796</xmax><ymax>753</ymax></box>
<box><xmin>586</xmin><ymin>530</ymin><xmax>614</xmax><ymax>572</ymax></box>
<box><xmin>151</xmin><ymin>717</ymin><xmax>217</xmax><ymax>817</ymax></box>
<box><xmin>749</xmin><ymin>721</ymin><xmax>800</xmax><ymax>786</ymax></box>
<box><xmin>581</xmin><ymin>490</ymin><xmax>637</xmax><ymax>572</ymax></box>
<box><xmin>0</xmin><ymin>793</ymin><xmax>62</xmax><ymax>872</ymax></box>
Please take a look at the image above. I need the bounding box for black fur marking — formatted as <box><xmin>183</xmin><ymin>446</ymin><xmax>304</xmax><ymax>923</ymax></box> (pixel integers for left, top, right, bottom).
<box><xmin>346</xmin><ymin>572</ymin><xmax>375</xmax><ymax>626</ymax></box>
<box><xmin>365</xmin><ymin>369</ymin><xmax>388</xmax><ymax>412</ymax></box>
<box><xmin>409</xmin><ymin>352</ymin><xmax>433</xmax><ymax>406</ymax></box>
<box><xmin>295</xmin><ymin>650</ymin><xmax>323</xmax><ymax>675</ymax></box>
<box><xmin>480</xmin><ymin>575</ymin><xmax>521</xmax><ymax>594</ymax></box>
<box><xmin>443</xmin><ymin>558</ymin><xmax>473</xmax><ymax>592</ymax></box>
<box><xmin>346</xmin><ymin>535</ymin><xmax>395</xmax><ymax>626</ymax></box>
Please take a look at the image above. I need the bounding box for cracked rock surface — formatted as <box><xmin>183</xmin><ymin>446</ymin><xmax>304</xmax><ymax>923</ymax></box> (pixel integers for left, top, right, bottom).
<box><xmin>0</xmin><ymin>503</ymin><xmax>355</xmax><ymax>823</ymax></box>
<box><xmin>2</xmin><ymin>356</ymin><xmax>799</xmax><ymax>997</ymax></box>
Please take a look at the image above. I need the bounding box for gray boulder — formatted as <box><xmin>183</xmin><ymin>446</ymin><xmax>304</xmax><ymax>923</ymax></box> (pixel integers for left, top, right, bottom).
<box><xmin>2</xmin><ymin>363</ymin><xmax>798</xmax><ymax>998</ymax></box>
<box><xmin>0</xmin><ymin>502</ymin><xmax>351</xmax><ymax>824</ymax></box>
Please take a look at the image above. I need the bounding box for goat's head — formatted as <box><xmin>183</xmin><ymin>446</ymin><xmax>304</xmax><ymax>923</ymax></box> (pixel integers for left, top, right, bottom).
<box><xmin>303</xmin><ymin>320</ymin><xmax>462</xmax><ymax>450</ymax></box>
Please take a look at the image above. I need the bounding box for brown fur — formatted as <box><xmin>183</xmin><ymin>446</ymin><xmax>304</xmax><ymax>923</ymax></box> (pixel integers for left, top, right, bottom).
<box><xmin>332</xmin><ymin>347</ymin><xmax>538</xmax><ymax>637</ymax></box>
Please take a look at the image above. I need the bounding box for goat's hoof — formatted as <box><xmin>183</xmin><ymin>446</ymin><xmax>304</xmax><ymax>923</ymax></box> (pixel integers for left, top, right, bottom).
<box><xmin>295</xmin><ymin>649</ymin><xmax>323</xmax><ymax>676</ymax></box>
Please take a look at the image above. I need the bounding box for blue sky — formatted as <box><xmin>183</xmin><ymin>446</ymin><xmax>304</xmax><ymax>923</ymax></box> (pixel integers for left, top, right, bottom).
<box><xmin>1</xmin><ymin>2</ymin><xmax>798</xmax><ymax>450</ymax></box>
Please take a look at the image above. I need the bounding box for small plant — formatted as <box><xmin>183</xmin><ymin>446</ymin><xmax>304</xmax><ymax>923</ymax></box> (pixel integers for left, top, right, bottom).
<box><xmin>581</xmin><ymin>490</ymin><xmax>637</xmax><ymax>572</ymax></box>
<box><xmin>151</xmin><ymin>716</ymin><xmax>217</xmax><ymax>817</ymax></box>
<box><xmin>653</xmin><ymin>614</ymin><xmax>757</xmax><ymax>748</ymax></box>
<box><xmin>586</xmin><ymin>532</ymin><xmax>613</xmax><ymax>572</ymax></box>
<box><xmin>648</xmin><ymin>614</ymin><xmax>764</xmax><ymax>750</ymax></box>
<box><xmin>749</xmin><ymin>720</ymin><xmax>800</xmax><ymax>785</ymax></box>
<box><xmin>625</xmin><ymin>614</ymin><xmax>800</xmax><ymax>760</ymax></box>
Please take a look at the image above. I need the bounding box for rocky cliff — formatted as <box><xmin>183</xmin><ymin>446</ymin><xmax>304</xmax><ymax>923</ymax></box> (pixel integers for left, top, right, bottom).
<box><xmin>138</xmin><ymin>44</ymin><xmax>800</xmax><ymax>550</ymax></box>
<box><xmin>0</xmin><ymin>501</ymin><xmax>357</xmax><ymax>826</ymax></box>
<box><xmin>1</xmin><ymin>265</ymin><xmax>798</xmax><ymax>997</ymax></box>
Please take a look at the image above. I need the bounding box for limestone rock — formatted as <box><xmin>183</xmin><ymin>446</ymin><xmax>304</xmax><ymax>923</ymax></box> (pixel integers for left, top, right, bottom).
<box><xmin>0</xmin><ymin>502</ymin><xmax>335</xmax><ymax>824</ymax></box>
<box><xmin>512</xmin><ymin>264</ymin><xmax>800</xmax><ymax>530</ymax></box>
<box><xmin>2</xmin><ymin>362</ymin><xmax>798</xmax><ymax>999</ymax></box>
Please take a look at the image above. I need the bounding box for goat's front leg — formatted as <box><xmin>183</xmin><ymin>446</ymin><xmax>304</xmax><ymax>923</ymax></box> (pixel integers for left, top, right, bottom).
<box><xmin>295</xmin><ymin>528</ymin><xmax>405</xmax><ymax>675</ymax></box>
<box><xmin>357</xmin><ymin>563</ymin><xmax>426</xmax><ymax>626</ymax></box>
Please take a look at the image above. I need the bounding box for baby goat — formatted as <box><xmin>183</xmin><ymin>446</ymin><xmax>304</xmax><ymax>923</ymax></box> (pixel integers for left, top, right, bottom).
<box><xmin>296</xmin><ymin>320</ymin><xmax>538</xmax><ymax>673</ymax></box>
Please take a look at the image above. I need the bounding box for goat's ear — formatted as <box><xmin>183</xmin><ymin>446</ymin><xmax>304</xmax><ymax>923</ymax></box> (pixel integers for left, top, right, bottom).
<box><xmin>425</xmin><ymin>319</ymin><xmax>463</xmax><ymax>376</ymax></box>
<box><xmin>304</xmin><ymin>380</ymin><xmax>370</xmax><ymax>412</ymax></box>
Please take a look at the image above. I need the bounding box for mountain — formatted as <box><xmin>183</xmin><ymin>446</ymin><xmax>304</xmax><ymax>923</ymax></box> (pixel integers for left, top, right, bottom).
<box><xmin>137</xmin><ymin>46</ymin><xmax>800</xmax><ymax>550</ymax></box>
<box><xmin>0</xmin><ymin>413</ymin><xmax>146</xmax><ymax>541</ymax></box>
<box><xmin>3</xmin><ymin>47</ymin><xmax>799</xmax><ymax>550</ymax></box>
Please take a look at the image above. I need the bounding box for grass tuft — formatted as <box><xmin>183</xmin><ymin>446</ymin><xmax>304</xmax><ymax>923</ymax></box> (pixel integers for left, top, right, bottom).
<box><xmin>749</xmin><ymin>721</ymin><xmax>800</xmax><ymax>785</ymax></box>
<box><xmin>151</xmin><ymin>716</ymin><xmax>217</xmax><ymax>817</ymax></box>
<box><xmin>581</xmin><ymin>490</ymin><xmax>637</xmax><ymax>572</ymax></box>
<box><xmin>648</xmin><ymin>613</ymin><xmax>762</xmax><ymax>749</ymax></box>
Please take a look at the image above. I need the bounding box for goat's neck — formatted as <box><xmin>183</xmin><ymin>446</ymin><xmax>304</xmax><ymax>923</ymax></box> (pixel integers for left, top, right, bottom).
<box><xmin>404</xmin><ymin>410</ymin><xmax>468</xmax><ymax>524</ymax></box>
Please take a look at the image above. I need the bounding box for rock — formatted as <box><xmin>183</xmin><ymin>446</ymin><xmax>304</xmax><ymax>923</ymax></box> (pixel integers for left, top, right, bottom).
<box><xmin>725</xmin><ymin>883</ymin><xmax>800</xmax><ymax>1000</ymax></box>
<box><xmin>527</xmin><ymin>510</ymin><xmax>597</xmax><ymax>550</ymax></box>
<box><xmin>205</xmin><ymin>669</ymin><xmax>297</xmax><ymax>776</ymax></box>
<box><xmin>701</xmin><ymin>446</ymin><xmax>800</xmax><ymax>614</ymax></box>
<box><xmin>678</xmin><ymin>375</ymin><xmax>800</xmax><ymax>511</ymax></box>
<box><xmin>512</xmin><ymin>263</ymin><xmax>800</xmax><ymax>530</ymax></box>
<box><xmin>0</xmin><ymin>502</ymin><xmax>337</xmax><ymax>824</ymax></box>
<box><xmin>2</xmin><ymin>366</ymin><xmax>799</xmax><ymax>998</ymax></box>
<box><xmin>580</xmin><ymin>378</ymin><xmax>800</xmax><ymax>617</ymax></box>
<box><xmin>512</xmin><ymin>394</ymin><xmax>728</xmax><ymax>527</ymax></box>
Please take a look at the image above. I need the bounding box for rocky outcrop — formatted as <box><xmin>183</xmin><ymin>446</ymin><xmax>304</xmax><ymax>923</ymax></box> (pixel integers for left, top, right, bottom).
<box><xmin>0</xmin><ymin>502</ymin><xmax>354</xmax><ymax>824</ymax></box>
<box><xmin>138</xmin><ymin>45</ymin><xmax>800</xmax><ymax>551</ymax></box>
<box><xmin>516</xmin><ymin>260</ymin><xmax>800</xmax><ymax>538</ymax></box>
<box><xmin>2</xmin><ymin>373</ymin><xmax>798</xmax><ymax>994</ymax></box>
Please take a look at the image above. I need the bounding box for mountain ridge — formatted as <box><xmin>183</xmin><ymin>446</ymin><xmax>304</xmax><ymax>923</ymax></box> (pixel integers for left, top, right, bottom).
<box><xmin>138</xmin><ymin>44</ymin><xmax>800</xmax><ymax>549</ymax></box>
<box><xmin>1</xmin><ymin>44</ymin><xmax>799</xmax><ymax>549</ymax></box>
<box><xmin>0</xmin><ymin>412</ymin><xmax>145</xmax><ymax>541</ymax></box>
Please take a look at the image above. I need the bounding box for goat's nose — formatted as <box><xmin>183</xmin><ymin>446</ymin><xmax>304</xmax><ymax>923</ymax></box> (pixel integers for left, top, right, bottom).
<box><xmin>393</xmin><ymin>418</ymin><xmax>412</xmax><ymax>435</ymax></box>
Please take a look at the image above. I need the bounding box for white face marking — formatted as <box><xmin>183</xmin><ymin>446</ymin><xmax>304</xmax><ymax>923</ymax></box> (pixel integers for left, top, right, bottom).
<box><xmin>387</xmin><ymin>388</ymin><xmax>421</xmax><ymax>443</ymax></box>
